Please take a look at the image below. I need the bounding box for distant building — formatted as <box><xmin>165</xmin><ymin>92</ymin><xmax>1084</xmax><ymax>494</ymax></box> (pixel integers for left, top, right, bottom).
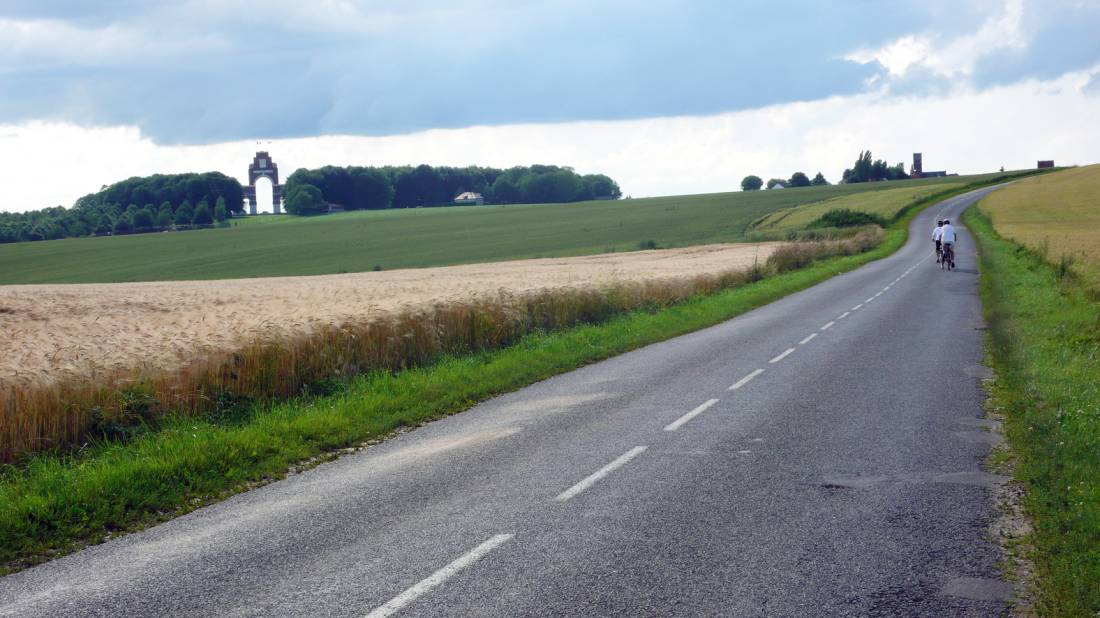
<box><xmin>913</xmin><ymin>152</ymin><xmax>947</xmax><ymax>178</ymax></box>
<box><xmin>1038</xmin><ymin>160</ymin><xmax>1055</xmax><ymax>169</ymax></box>
<box><xmin>768</xmin><ymin>183</ymin><xmax>786</xmax><ymax>190</ymax></box>
<box><xmin>454</xmin><ymin>191</ymin><xmax>485</xmax><ymax>205</ymax></box>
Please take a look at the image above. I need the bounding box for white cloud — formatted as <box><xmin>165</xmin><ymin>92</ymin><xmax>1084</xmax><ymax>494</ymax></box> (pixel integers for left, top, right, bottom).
<box><xmin>2</xmin><ymin>63</ymin><xmax>1098</xmax><ymax>213</ymax></box>
<box><xmin>846</xmin><ymin>0</ymin><xmax>1026</xmax><ymax>79</ymax></box>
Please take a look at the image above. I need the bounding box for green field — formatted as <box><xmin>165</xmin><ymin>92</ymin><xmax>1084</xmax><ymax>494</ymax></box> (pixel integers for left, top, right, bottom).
<box><xmin>752</xmin><ymin>182</ymin><xmax>962</xmax><ymax>230</ymax></box>
<box><xmin>0</xmin><ymin>172</ymin><xmax>1019</xmax><ymax>284</ymax></box>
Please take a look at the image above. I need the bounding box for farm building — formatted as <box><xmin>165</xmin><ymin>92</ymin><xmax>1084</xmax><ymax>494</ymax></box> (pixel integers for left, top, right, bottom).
<box><xmin>1038</xmin><ymin>160</ymin><xmax>1055</xmax><ymax>168</ymax></box>
<box><xmin>454</xmin><ymin>192</ymin><xmax>485</xmax><ymax>205</ymax></box>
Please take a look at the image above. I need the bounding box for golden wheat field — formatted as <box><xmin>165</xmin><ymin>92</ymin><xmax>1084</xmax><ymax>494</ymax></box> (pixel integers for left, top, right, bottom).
<box><xmin>980</xmin><ymin>164</ymin><xmax>1100</xmax><ymax>285</ymax></box>
<box><xmin>0</xmin><ymin>242</ymin><xmax>779</xmax><ymax>392</ymax></box>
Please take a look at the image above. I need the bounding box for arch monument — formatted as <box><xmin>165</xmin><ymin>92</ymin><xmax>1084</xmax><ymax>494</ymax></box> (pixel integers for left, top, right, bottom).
<box><xmin>243</xmin><ymin>151</ymin><xmax>285</xmax><ymax>214</ymax></box>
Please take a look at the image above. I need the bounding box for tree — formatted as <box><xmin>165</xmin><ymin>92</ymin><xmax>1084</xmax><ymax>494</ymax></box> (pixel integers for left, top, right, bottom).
<box><xmin>132</xmin><ymin>207</ymin><xmax>155</xmax><ymax>231</ymax></box>
<box><xmin>156</xmin><ymin>202</ymin><xmax>173</xmax><ymax>229</ymax></box>
<box><xmin>349</xmin><ymin>168</ymin><xmax>394</xmax><ymax>210</ymax></box>
<box><xmin>811</xmin><ymin>172</ymin><xmax>829</xmax><ymax>186</ymax></box>
<box><xmin>112</xmin><ymin>214</ymin><xmax>133</xmax><ymax>234</ymax></box>
<box><xmin>192</xmin><ymin>201</ymin><xmax>214</xmax><ymax>225</ymax></box>
<box><xmin>213</xmin><ymin>197</ymin><xmax>228</xmax><ymax>222</ymax></box>
<box><xmin>93</xmin><ymin>215</ymin><xmax>112</xmax><ymax>236</ymax></box>
<box><xmin>489</xmin><ymin>176</ymin><xmax>522</xmax><ymax>204</ymax></box>
<box><xmin>788</xmin><ymin>172</ymin><xmax>811</xmax><ymax>188</ymax></box>
<box><xmin>174</xmin><ymin>200</ymin><xmax>194</xmax><ymax>226</ymax></box>
<box><xmin>285</xmin><ymin>184</ymin><xmax>327</xmax><ymax>215</ymax></box>
<box><xmin>766</xmin><ymin>178</ymin><xmax>786</xmax><ymax>189</ymax></box>
<box><xmin>580</xmin><ymin>174</ymin><xmax>621</xmax><ymax>200</ymax></box>
<box><xmin>740</xmin><ymin>175</ymin><xmax>763</xmax><ymax>191</ymax></box>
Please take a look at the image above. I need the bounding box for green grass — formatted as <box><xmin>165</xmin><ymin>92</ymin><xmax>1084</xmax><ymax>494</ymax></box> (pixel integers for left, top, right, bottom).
<box><xmin>753</xmin><ymin>183</ymin><xmax>961</xmax><ymax>230</ymax></box>
<box><xmin>0</xmin><ymin>173</ymin><xmax>1015</xmax><ymax>284</ymax></box>
<box><xmin>966</xmin><ymin>206</ymin><xmax>1100</xmax><ymax>616</ymax></box>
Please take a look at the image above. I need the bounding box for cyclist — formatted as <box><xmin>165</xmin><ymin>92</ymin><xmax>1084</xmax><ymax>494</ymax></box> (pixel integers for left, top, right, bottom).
<box><xmin>932</xmin><ymin>219</ymin><xmax>944</xmax><ymax>263</ymax></box>
<box><xmin>940</xmin><ymin>219</ymin><xmax>957</xmax><ymax>269</ymax></box>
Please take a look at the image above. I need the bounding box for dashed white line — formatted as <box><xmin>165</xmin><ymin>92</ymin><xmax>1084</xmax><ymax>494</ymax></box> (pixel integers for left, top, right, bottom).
<box><xmin>820</xmin><ymin>321</ymin><xmax>836</xmax><ymax>331</ymax></box>
<box><xmin>864</xmin><ymin>297</ymin><xmax>875</xmax><ymax>303</ymax></box>
<box><xmin>365</xmin><ymin>534</ymin><xmax>514</xmax><ymax>618</ymax></box>
<box><xmin>769</xmin><ymin>348</ymin><xmax>796</xmax><ymax>364</ymax></box>
<box><xmin>664</xmin><ymin>399</ymin><xmax>720</xmax><ymax>432</ymax></box>
<box><xmin>799</xmin><ymin>333</ymin><xmax>817</xmax><ymax>345</ymax></box>
<box><xmin>555</xmin><ymin>446</ymin><xmax>648</xmax><ymax>501</ymax></box>
<box><xmin>729</xmin><ymin>368</ymin><xmax>765</xmax><ymax>391</ymax></box>
<box><xmin>838</xmin><ymin>311</ymin><xmax>851</xmax><ymax>320</ymax></box>
<box><xmin>851</xmin><ymin>303</ymin><xmax>863</xmax><ymax>311</ymax></box>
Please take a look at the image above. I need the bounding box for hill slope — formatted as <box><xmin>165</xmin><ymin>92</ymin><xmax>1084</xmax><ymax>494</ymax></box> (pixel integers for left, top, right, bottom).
<box><xmin>0</xmin><ymin>172</ymin><xmax>1014</xmax><ymax>284</ymax></box>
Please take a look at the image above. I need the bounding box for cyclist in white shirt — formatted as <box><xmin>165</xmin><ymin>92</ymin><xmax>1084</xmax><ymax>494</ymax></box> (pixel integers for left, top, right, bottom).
<box><xmin>940</xmin><ymin>219</ymin><xmax>957</xmax><ymax>268</ymax></box>
<box><xmin>932</xmin><ymin>220</ymin><xmax>944</xmax><ymax>262</ymax></box>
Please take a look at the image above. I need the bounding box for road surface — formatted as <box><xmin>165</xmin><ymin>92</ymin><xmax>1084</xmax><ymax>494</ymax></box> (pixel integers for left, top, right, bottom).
<box><xmin>0</xmin><ymin>188</ymin><xmax>1014</xmax><ymax>617</ymax></box>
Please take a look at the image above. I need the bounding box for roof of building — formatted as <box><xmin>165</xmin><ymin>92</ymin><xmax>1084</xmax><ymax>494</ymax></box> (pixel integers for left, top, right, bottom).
<box><xmin>454</xmin><ymin>192</ymin><xmax>483</xmax><ymax>200</ymax></box>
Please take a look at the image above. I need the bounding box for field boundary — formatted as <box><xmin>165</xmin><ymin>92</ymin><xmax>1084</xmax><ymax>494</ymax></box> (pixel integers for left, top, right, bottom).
<box><xmin>966</xmin><ymin>205</ymin><xmax>1100</xmax><ymax>615</ymax></box>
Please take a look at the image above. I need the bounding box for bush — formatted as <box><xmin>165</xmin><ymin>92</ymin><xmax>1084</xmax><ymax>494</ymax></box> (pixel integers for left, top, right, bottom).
<box><xmin>741</xmin><ymin>175</ymin><xmax>763</xmax><ymax>191</ymax></box>
<box><xmin>809</xmin><ymin>208</ymin><xmax>887</xmax><ymax>228</ymax></box>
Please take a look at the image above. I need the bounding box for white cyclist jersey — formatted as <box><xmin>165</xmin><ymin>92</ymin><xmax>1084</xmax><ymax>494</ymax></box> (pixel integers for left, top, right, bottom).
<box><xmin>932</xmin><ymin>226</ymin><xmax>943</xmax><ymax>241</ymax></box>
<box><xmin>941</xmin><ymin>224</ymin><xmax>957</xmax><ymax>243</ymax></box>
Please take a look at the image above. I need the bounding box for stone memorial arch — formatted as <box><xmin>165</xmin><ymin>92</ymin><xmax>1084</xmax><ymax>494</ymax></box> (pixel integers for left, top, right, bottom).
<box><xmin>243</xmin><ymin>151</ymin><xmax>285</xmax><ymax>214</ymax></box>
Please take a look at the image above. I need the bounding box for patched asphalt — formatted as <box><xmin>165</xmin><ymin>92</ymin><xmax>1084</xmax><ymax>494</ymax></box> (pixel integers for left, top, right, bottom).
<box><xmin>0</xmin><ymin>187</ymin><xmax>1013</xmax><ymax>617</ymax></box>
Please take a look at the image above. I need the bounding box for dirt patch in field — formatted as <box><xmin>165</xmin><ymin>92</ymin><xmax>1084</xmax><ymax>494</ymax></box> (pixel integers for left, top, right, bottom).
<box><xmin>0</xmin><ymin>243</ymin><xmax>777</xmax><ymax>390</ymax></box>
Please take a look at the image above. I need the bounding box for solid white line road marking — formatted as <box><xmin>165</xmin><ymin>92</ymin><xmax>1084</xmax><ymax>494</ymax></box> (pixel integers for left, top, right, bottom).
<box><xmin>556</xmin><ymin>446</ymin><xmax>648</xmax><ymax>501</ymax></box>
<box><xmin>851</xmin><ymin>303</ymin><xmax>863</xmax><ymax>311</ymax></box>
<box><xmin>366</xmin><ymin>534</ymin><xmax>514</xmax><ymax>618</ymax></box>
<box><xmin>769</xmin><ymin>348</ymin><xmax>795</xmax><ymax>364</ymax></box>
<box><xmin>820</xmin><ymin>321</ymin><xmax>836</xmax><ymax>331</ymax></box>
<box><xmin>838</xmin><ymin>311</ymin><xmax>851</xmax><ymax>319</ymax></box>
<box><xmin>664</xmin><ymin>399</ymin><xmax>720</xmax><ymax>431</ymax></box>
<box><xmin>799</xmin><ymin>333</ymin><xmax>817</xmax><ymax>345</ymax></box>
<box><xmin>729</xmin><ymin>368</ymin><xmax>765</xmax><ymax>390</ymax></box>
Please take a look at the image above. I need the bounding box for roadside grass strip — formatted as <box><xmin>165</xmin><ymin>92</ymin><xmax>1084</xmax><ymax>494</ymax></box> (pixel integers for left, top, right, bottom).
<box><xmin>0</xmin><ymin>175</ymin><xmax>1033</xmax><ymax>574</ymax></box>
<box><xmin>966</xmin><ymin>207</ymin><xmax>1100</xmax><ymax>616</ymax></box>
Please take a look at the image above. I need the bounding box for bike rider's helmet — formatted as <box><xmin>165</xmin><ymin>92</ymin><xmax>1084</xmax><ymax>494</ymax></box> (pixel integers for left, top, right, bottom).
<box><xmin>937</xmin><ymin>220</ymin><xmax>943</xmax><ymax>225</ymax></box>
<box><xmin>943</xmin><ymin>219</ymin><xmax>950</xmax><ymax>224</ymax></box>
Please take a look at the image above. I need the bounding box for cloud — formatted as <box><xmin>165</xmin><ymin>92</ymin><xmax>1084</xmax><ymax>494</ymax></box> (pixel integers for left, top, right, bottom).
<box><xmin>845</xmin><ymin>0</ymin><xmax>1026</xmax><ymax>80</ymax></box>
<box><xmin>0</xmin><ymin>1</ymin><xmax>936</xmax><ymax>143</ymax></box>
<box><xmin>844</xmin><ymin>0</ymin><xmax>1100</xmax><ymax>91</ymax></box>
<box><xmin>3</xmin><ymin>63</ymin><xmax>1098</xmax><ymax>213</ymax></box>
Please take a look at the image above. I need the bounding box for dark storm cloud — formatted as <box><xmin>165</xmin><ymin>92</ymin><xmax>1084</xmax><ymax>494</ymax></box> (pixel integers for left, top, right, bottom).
<box><xmin>0</xmin><ymin>1</ymin><xmax>1096</xmax><ymax>144</ymax></box>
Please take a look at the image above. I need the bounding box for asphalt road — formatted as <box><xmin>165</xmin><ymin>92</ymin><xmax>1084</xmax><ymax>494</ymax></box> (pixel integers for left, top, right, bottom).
<box><xmin>0</xmin><ymin>187</ymin><xmax>1014</xmax><ymax>617</ymax></box>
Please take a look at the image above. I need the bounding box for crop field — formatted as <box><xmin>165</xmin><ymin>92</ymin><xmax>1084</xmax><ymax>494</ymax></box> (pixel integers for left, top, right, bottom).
<box><xmin>0</xmin><ymin>243</ymin><xmax>780</xmax><ymax>393</ymax></box>
<box><xmin>752</xmin><ymin>183</ymin><xmax>961</xmax><ymax>230</ymax></box>
<box><xmin>0</xmin><ymin>172</ymin><xmax>1018</xmax><ymax>284</ymax></box>
<box><xmin>978</xmin><ymin>164</ymin><xmax>1100</xmax><ymax>287</ymax></box>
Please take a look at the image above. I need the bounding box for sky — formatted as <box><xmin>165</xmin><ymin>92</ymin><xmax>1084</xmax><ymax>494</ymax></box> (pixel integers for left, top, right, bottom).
<box><xmin>2</xmin><ymin>0</ymin><xmax>1099</xmax><ymax>212</ymax></box>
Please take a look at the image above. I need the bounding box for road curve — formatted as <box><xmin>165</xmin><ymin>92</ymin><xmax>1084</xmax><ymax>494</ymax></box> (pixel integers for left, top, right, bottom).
<box><xmin>0</xmin><ymin>187</ymin><xmax>1013</xmax><ymax>617</ymax></box>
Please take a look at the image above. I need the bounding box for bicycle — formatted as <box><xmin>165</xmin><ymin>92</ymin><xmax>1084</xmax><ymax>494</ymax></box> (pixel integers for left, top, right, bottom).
<box><xmin>940</xmin><ymin>243</ymin><xmax>955</xmax><ymax>270</ymax></box>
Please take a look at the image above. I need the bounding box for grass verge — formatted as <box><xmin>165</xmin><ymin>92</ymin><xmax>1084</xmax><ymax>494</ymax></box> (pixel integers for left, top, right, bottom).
<box><xmin>966</xmin><ymin>206</ymin><xmax>1100</xmax><ymax>616</ymax></box>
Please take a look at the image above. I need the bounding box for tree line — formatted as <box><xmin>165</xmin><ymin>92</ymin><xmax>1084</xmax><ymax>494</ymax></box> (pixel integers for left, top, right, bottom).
<box><xmin>740</xmin><ymin>171</ymin><xmax>829</xmax><ymax>191</ymax></box>
<box><xmin>738</xmin><ymin>151</ymin><xmax>909</xmax><ymax>192</ymax></box>
<box><xmin>284</xmin><ymin>164</ymin><xmax>622</xmax><ymax>215</ymax></box>
<box><xmin>0</xmin><ymin>172</ymin><xmax>242</xmax><ymax>244</ymax></box>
